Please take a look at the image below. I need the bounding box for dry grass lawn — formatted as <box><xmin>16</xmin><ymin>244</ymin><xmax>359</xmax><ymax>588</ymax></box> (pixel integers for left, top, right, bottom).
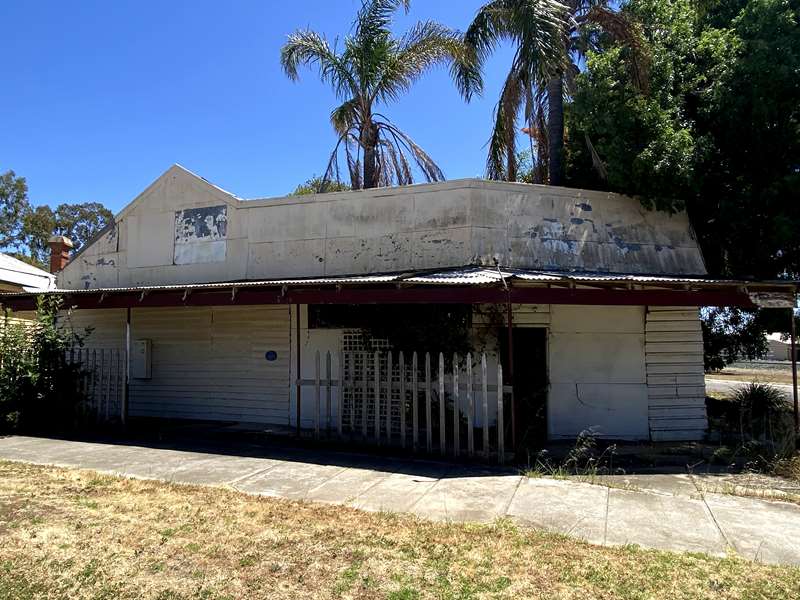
<box><xmin>1</xmin><ymin>460</ymin><xmax>799</xmax><ymax>599</ymax></box>
<box><xmin>709</xmin><ymin>367</ymin><xmax>795</xmax><ymax>386</ymax></box>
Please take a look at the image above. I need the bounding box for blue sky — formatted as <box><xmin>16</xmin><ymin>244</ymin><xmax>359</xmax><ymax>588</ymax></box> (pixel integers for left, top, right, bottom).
<box><xmin>1</xmin><ymin>1</ymin><xmax>516</xmax><ymax>213</ymax></box>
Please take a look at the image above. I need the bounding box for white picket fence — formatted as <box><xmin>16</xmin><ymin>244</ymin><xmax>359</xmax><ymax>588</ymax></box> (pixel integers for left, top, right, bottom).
<box><xmin>68</xmin><ymin>347</ymin><xmax>126</xmax><ymax>423</ymax></box>
<box><xmin>298</xmin><ymin>350</ymin><xmax>511</xmax><ymax>463</ymax></box>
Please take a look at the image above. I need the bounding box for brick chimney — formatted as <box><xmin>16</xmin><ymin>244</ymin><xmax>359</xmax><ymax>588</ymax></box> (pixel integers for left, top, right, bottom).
<box><xmin>47</xmin><ymin>235</ymin><xmax>74</xmax><ymax>273</ymax></box>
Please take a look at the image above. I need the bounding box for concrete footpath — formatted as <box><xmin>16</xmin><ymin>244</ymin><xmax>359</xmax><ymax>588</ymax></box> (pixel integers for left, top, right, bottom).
<box><xmin>1</xmin><ymin>435</ymin><xmax>799</xmax><ymax>566</ymax></box>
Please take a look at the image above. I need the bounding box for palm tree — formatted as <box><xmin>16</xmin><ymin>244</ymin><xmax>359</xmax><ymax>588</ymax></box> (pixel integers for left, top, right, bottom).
<box><xmin>281</xmin><ymin>0</ymin><xmax>467</xmax><ymax>190</ymax></box>
<box><xmin>456</xmin><ymin>0</ymin><xmax>647</xmax><ymax>186</ymax></box>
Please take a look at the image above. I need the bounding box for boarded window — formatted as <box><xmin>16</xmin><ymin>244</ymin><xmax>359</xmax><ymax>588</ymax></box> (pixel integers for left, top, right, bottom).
<box><xmin>174</xmin><ymin>205</ymin><xmax>227</xmax><ymax>265</ymax></box>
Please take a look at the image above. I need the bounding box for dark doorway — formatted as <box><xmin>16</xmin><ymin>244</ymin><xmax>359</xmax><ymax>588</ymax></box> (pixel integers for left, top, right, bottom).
<box><xmin>498</xmin><ymin>327</ymin><xmax>548</xmax><ymax>453</ymax></box>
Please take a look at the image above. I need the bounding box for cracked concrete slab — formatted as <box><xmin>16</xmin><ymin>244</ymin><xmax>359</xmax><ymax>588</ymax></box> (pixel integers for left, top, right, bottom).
<box><xmin>348</xmin><ymin>470</ymin><xmax>444</xmax><ymax>513</ymax></box>
<box><xmin>305</xmin><ymin>467</ymin><xmax>394</xmax><ymax>504</ymax></box>
<box><xmin>702</xmin><ymin>492</ymin><xmax>800</xmax><ymax>564</ymax></box>
<box><xmin>506</xmin><ymin>478</ymin><xmax>608</xmax><ymax>545</ymax></box>
<box><xmin>605</xmin><ymin>487</ymin><xmax>726</xmax><ymax>555</ymax></box>
<box><xmin>595</xmin><ymin>473</ymin><xmax>700</xmax><ymax>498</ymax></box>
<box><xmin>163</xmin><ymin>455</ymin><xmax>285</xmax><ymax>486</ymax></box>
<box><xmin>412</xmin><ymin>473</ymin><xmax>522</xmax><ymax>523</ymax></box>
<box><xmin>232</xmin><ymin>461</ymin><xmax>348</xmax><ymax>500</ymax></box>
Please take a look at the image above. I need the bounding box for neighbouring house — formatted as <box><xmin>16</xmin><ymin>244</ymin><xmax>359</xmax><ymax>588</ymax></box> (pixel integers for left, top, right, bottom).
<box><xmin>766</xmin><ymin>333</ymin><xmax>799</xmax><ymax>362</ymax></box>
<box><xmin>1</xmin><ymin>165</ymin><xmax>796</xmax><ymax>458</ymax></box>
<box><xmin>0</xmin><ymin>252</ymin><xmax>55</xmax><ymax>293</ymax></box>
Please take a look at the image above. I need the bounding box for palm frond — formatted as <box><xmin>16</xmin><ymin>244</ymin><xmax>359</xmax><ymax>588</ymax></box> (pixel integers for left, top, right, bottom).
<box><xmin>456</xmin><ymin>0</ymin><xmax>570</xmax><ymax>101</ymax></box>
<box><xmin>354</xmin><ymin>0</ymin><xmax>410</xmax><ymax>41</ymax></box>
<box><xmin>283</xmin><ymin>0</ymin><xmax>451</xmax><ymax>190</ymax></box>
<box><xmin>487</xmin><ymin>57</ymin><xmax>527</xmax><ymax>180</ymax></box>
<box><xmin>584</xmin><ymin>133</ymin><xmax>608</xmax><ymax>180</ymax></box>
<box><xmin>330</xmin><ymin>100</ymin><xmax>360</xmax><ymax>136</ymax></box>
<box><xmin>521</xmin><ymin>87</ymin><xmax>549</xmax><ymax>183</ymax></box>
<box><xmin>583</xmin><ymin>5</ymin><xmax>650</xmax><ymax>94</ymax></box>
<box><xmin>280</xmin><ymin>30</ymin><xmax>357</xmax><ymax>99</ymax></box>
<box><xmin>379</xmin><ymin>121</ymin><xmax>445</xmax><ymax>183</ymax></box>
<box><xmin>345</xmin><ymin>134</ymin><xmax>363</xmax><ymax>190</ymax></box>
<box><xmin>351</xmin><ymin>0</ymin><xmax>411</xmax><ymax>93</ymax></box>
<box><xmin>321</xmin><ymin>135</ymin><xmax>348</xmax><ymax>192</ymax></box>
<box><xmin>374</xmin><ymin>21</ymin><xmax>465</xmax><ymax>104</ymax></box>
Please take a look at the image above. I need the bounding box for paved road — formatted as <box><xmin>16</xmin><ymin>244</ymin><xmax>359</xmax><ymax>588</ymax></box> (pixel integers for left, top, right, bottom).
<box><xmin>1</xmin><ymin>435</ymin><xmax>799</xmax><ymax>565</ymax></box>
<box><xmin>705</xmin><ymin>377</ymin><xmax>796</xmax><ymax>398</ymax></box>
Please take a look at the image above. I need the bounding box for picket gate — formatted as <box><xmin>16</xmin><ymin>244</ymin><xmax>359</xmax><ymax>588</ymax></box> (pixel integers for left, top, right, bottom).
<box><xmin>297</xmin><ymin>350</ymin><xmax>511</xmax><ymax>463</ymax></box>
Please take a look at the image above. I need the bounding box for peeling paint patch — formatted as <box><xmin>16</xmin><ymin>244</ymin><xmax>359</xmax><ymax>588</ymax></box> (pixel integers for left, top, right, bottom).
<box><xmin>543</xmin><ymin>238</ymin><xmax>578</xmax><ymax>254</ymax></box>
<box><xmin>575</xmin><ymin>203</ymin><xmax>593</xmax><ymax>211</ymax></box>
<box><xmin>569</xmin><ymin>217</ymin><xmax>598</xmax><ymax>233</ymax></box>
<box><xmin>532</xmin><ymin>220</ymin><xmax>580</xmax><ymax>255</ymax></box>
<box><xmin>611</xmin><ymin>235</ymin><xmax>642</xmax><ymax>255</ymax></box>
<box><xmin>174</xmin><ymin>205</ymin><xmax>227</xmax><ymax>265</ymax></box>
<box><xmin>175</xmin><ymin>206</ymin><xmax>227</xmax><ymax>242</ymax></box>
<box><xmin>96</xmin><ymin>257</ymin><xmax>115</xmax><ymax>266</ymax></box>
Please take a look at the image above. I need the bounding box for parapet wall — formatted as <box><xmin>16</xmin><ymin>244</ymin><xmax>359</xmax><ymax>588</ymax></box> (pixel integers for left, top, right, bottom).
<box><xmin>59</xmin><ymin>166</ymin><xmax>706</xmax><ymax>290</ymax></box>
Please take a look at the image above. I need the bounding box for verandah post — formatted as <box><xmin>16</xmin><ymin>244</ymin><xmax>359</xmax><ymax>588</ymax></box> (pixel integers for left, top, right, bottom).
<box><xmin>482</xmin><ymin>353</ymin><xmax>489</xmax><ymax>459</ymax></box>
<box><xmin>425</xmin><ymin>352</ymin><xmax>432</xmax><ymax>453</ymax></box>
<box><xmin>314</xmin><ymin>350</ymin><xmax>321</xmax><ymax>440</ymax></box>
<box><xmin>399</xmin><ymin>351</ymin><xmax>406</xmax><ymax>449</ymax></box>
<box><xmin>412</xmin><ymin>352</ymin><xmax>419</xmax><ymax>451</ymax></box>
<box><xmin>362</xmin><ymin>351</ymin><xmax>368</xmax><ymax>438</ymax></box>
<box><xmin>337</xmin><ymin>349</ymin><xmax>344</xmax><ymax>438</ymax></box>
<box><xmin>374</xmin><ymin>351</ymin><xmax>380</xmax><ymax>443</ymax></box>
<box><xmin>497</xmin><ymin>362</ymin><xmax>505</xmax><ymax>464</ymax></box>
<box><xmin>326</xmin><ymin>351</ymin><xmax>332</xmax><ymax>435</ymax></box>
<box><xmin>90</xmin><ymin>349</ymin><xmax>97</xmax><ymax>420</ymax></box>
<box><xmin>453</xmin><ymin>353</ymin><xmax>459</xmax><ymax>457</ymax></box>
<box><xmin>466</xmin><ymin>352</ymin><xmax>474</xmax><ymax>457</ymax></box>
<box><xmin>104</xmin><ymin>349</ymin><xmax>112</xmax><ymax>422</ymax></box>
<box><xmin>386</xmin><ymin>352</ymin><xmax>393</xmax><ymax>443</ymax></box>
<box><xmin>439</xmin><ymin>352</ymin><xmax>446</xmax><ymax>456</ymax></box>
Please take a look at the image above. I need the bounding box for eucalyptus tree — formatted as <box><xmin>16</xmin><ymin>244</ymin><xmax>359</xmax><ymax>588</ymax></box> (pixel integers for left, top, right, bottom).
<box><xmin>280</xmin><ymin>0</ymin><xmax>469</xmax><ymax>190</ymax></box>
<box><xmin>456</xmin><ymin>0</ymin><xmax>646</xmax><ymax>185</ymax></box>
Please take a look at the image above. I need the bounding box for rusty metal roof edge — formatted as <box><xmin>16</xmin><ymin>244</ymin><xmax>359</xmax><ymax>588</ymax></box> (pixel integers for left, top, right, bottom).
<box><xmin>0</xmin><ymin>266</ymin><xmax>797</xmax><ymax>299</ymax></box>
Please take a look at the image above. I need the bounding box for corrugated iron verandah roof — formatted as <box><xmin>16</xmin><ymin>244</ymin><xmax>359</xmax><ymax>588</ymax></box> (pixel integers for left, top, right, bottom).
<box><xmin>0</xmin><ymin>267</ymin><xmax>796</xmax><ymax>311</ymax></box>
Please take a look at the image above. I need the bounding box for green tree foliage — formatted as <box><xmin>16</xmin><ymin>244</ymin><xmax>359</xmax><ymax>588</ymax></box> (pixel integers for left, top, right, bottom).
<box><xmin>0</xmin><ymin>170</ymin><xmax>30</xmax><ymax>251</ymax></box>
<box><xmin>0</xmin><ymin>297</ymin><xmax>88</xmax><ymax>433</ymax></box>
<box><xmin>290</xmin><ymin>176</ymin><xmax>350</xmax><ymax>196</ymax></box>
<box><xmin>0</xmin><ymin>168</ymin><xmax>112</xmax><ymax>268</ymax></box>
<box><xmin>18</xmin><ymin>202</ymin><xmax>113</xmax><ymax>266</ymax></box>
<box><xmin>281</xmin><ymin>0</ymin><xmax>468</xmax><ymax>189</ymax></box>
<box><xmin>567</xmin><ymin>0</ymin><xmax>800</xmax><ymax>280</ymax></box>
<box><xmin>701</xmin><ymin>307</ymin><xmax>770</xmax><ymax>371</ymax></box>
<box><xmin>566</xmin><ymin>0</ymin><xmax>800</xmax><ymax>370</ymax></box>
<box><xmin>457</xmin><ymin>1</ymin><xmax>647</xmax><ymax>185</ymax></box>
<box><xmin>455</xmin><ymin>0</ymin><xmax>569</xmax><ymax>182</ymax></box>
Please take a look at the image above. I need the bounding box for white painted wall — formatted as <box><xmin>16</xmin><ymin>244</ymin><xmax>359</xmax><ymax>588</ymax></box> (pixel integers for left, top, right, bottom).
<box><xmin>125</xmin><ymin>306</ymin><xmax>290</xmax><ymax>424</ymax></box>
<box><xmin>59</xmin><ymin>166</ymin><xmax>706</xmax><ymax>290</ymax></box>
<box><xmin>547</xmin><ymin>305</ymin><xmax>649</xmax><ymax>440</ymax></box>
<box><xmin>60</xmin><ymin>302</ymin><xmax>706</xmax><ymax>442</ymax></box>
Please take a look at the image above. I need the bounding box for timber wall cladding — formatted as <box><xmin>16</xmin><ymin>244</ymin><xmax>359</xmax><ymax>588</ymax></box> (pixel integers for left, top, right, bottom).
<box><xmin>60</xmin><ymin>308</ymin><xmax>127</xmax><ymax>421</ymax></box>
<box><xmin>645</xmin><ymin>306</ymin><xmax>708</xmax><ymax>441</ymax></box>
<box><xmin>128</xmin><ymin>306</ymin><xmax>290</xmax><ymax>423</ymax></box>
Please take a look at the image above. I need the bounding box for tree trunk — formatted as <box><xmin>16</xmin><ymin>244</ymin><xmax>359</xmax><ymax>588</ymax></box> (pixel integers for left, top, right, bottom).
<box><xmin>362</xmin><ymin>122</ymin><xmax>379</xmax><ymax>189</ymax></box>
<box><xmin>546</xmin><ymin>76</ymin><xmax>564</xmax><ymax>187</ymax></box>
